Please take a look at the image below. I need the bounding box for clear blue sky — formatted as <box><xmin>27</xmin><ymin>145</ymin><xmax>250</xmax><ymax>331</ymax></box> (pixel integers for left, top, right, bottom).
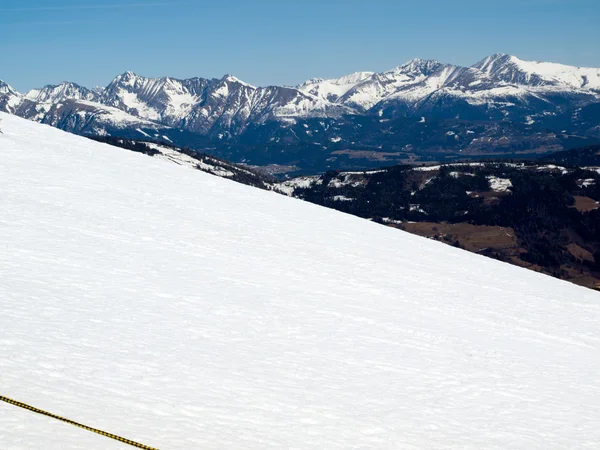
<box><xmin>1</xmin><ymin>0</ymin><xmax>599</xmax><ymax>92</ymax></box>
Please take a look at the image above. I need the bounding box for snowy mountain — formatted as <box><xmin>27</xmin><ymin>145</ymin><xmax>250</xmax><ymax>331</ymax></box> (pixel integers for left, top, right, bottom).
<box><xmin>475</xmin><ymin>53</ymin><xmax>600</xmax><ymax>90</ymax></box>
<box><xmin>1</xmin><ymin>54</ymin><xmax>600</xmax><ymax>171</ymax></box>
<box><xmin>298</xmin><ymin>53</ymin><xmax>600</xmax><ymax>115</ymax></box>
<box><xmin>0</xmin><ymin>80</ymin><xmax>18</xmax><ymax>96</ymax></box>
<box><xmin>298</xmin><ymin>71</ymin><xmax>375</xmax><ymax>104</ymax></box>
<box><xmin>2</xmin><ymin>112</ymin><xmax>600</xmax><ymax>449</ymax></box>
<box><xmin>25</xmin><ymin>81</ymin><xmax>99</xmax><ymax>103</ymax></box>
<box><xmin>95</xmin><ymin>71</ymin><xmax>351</xmax><ymax>136</ymax></box>
<box><xmin>298</xmin><ymin>59</ymin><xmax>454</xmax><ymax>111</ymax></box>
<box><xmin>0</xmin><ymin>80</ymin><xmax>21</xmax><ymax>112</ymax></box>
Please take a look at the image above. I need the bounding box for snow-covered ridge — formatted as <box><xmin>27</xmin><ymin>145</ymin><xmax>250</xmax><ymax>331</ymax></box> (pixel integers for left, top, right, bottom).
<box><xmin>148</xmin><ymin>142</ymin><xmax>235</xmax><ymax>177</ymax></box>
<box><xmin>298</xmin><ymin>71</ymin><xmax>375</xmax><ymax>103</ymax></box>
<box><xmin>476</xmin><ymin>53</ymin><xmax>600</xmax><ymax>90</ymax></box>
<box><xmin>1</xmin><ymin>54</ymin><xmax>600</xmax><ymax>140</ymax></box>
<box><xmin>0</xmin><ymin>80</ymin><xmax>18</xmax><ymax>95</ymax></box>
<box><xmin>0</xmin><ymin>80</ymin><xmax>22</xmax><ymax>112</ymax></box>
<box><xmin>298</xmin><ymin>54</ymin><xmax>600</xmax><ymax>112</ymax></box>
<box><xmin>274</xmin><ymin>175</ymin><xmax>323</xmax><ymax>196</ymax></box>
<box><xmin>25</xmin><ymin>82</ymin><xmax>98</xmax><ymax>103</ymax></box>
<box><xmin>2</xmin><ymin>112</ymin><xmax>600</xmax><ymax>449</ymax></box>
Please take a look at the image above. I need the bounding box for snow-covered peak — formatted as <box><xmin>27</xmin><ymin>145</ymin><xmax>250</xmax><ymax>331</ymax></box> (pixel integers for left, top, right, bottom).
<box><xmin>299</xmin><ymin>72</ymin><xmax>374</xmax><ymax>89</ymax></box>
<box><xmin>298</xmin><ymin>77</ymin><xmax>325</xmax><ymax>87</ymax></box>
<box><xmin>474</xmin><ymin>53</ymin><xmax>600</xmax><ymax>90</ymax></box>
<box><xmin>297</xmin><ymin>72</ymin><xmax>376</xmax><ymax>104</ymax></box>
<box><xmin>476</xmin><ymin>53</ymin><xmax>512</xmax><ymax>69</ymax></box>
<box><xmin>220</xmin><ymin>74</ymin><xmax>255</xmax><ymax>88</ymax></box>
<box><xmin>475</xmin><ymin>53</ymin><xmax>527</xmax><ymax>79</ymax></box>
<box><xmin>330</xmin><ymin>71</ymin><xmax>375</xmax><ymax>85</ymax></box>
<box><xmin>25</xmin><ymin>81</ymin><xmax>97</xmax><ymax>103</ymax></box>
<box><xmin>392</xmin><ymin>58</ymin><xmax>445</xmax><ymax>76</ymax></box>
<box><xmin>0</xmin><ymin>80</ymin><xmax>18</xmax><ymax>96</ymax></box>
<box><xmin>111</xmin><ymin>71</ymin><xmax>140</xmax><ymax>87</ymax></box>
<box><xmin>298</xmin><ymin>59</ymin><xmax>459</xmax><ymax>111</ymax></box>
<box><xmin>3</xmin><ymin>53</ymin><xmax>600</xmax><ymax>139</ymax></box>
<box><xmin>0</xmin><ymin>81</ymin><xmax>23</xmax><ymax>113</ymax></box>
<box><xmin>121</xmin><ymin>70</ymin><xmax>137</xmax><ymax>79</ymax></box>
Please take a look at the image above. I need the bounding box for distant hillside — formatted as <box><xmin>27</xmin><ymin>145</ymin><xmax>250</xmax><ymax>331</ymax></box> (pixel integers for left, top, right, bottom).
<box><xmin>541</xmin><ymin>144</ymin><xmax>600</xmax><ymax>167</ymax></box>
<box><xmin>276</xmin><ymin>162</ymin><xmax>600</xmax><ymax>289</ymax></box>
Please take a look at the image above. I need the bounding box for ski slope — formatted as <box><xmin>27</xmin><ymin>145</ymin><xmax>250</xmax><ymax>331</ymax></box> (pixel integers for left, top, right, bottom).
<box><xmin>1</xmin><ymin>112</ymin><xmax>599</xmax><ymax>449</ymax></box>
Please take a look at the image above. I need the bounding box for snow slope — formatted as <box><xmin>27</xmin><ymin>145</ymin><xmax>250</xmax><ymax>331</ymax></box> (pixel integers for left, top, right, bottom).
<box><xmin>1</xmin><ymin>112</ymin><xmax>600</xmax><ymax>449</ymax></box>
<box><xmin>476</xmin><ymin>53</ymin><xmax>600</xmax><ymax>90</ymax></box>
<box><xmin>298</xmin><ymin>71</ymin><xmax>375</xmax><ymax>102</ymax></box>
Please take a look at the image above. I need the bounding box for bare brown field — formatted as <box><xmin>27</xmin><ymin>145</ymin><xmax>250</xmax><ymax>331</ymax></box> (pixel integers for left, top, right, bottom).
<box><xmin>567</xmin><ymin>243</ymin><xmax>595</xmax><ymax>262</ymax></box>
<box><xmin>330</xmin><ymin>150</ymin><xmax>404</xmax><ymax>161</ymax></box>
<box><xmin>571</xmin><ymin>196</ymin><xmax>599</xmax><ymax>212</ymax></box>
<box><xmin>397</xmin><ymin>221</ymin><xmax>600</xmax><ymax>290</ymax></box>
<box><xmin>399</xmin><ymin>222</ymin><xmax>517</xmax><ymax>252</ymax></box>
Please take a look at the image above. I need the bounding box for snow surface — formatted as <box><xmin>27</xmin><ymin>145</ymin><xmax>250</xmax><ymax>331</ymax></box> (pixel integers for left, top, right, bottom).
<box><xmin>412</xmin><ymin>163</ymin><xmax>488</xmax><ymax>172</ymax></box>
<box><xmin>412</xmin><ymin>164</ymin><xmax>442</xmax><ymax>172</ymax></box>
<box><xmin>537</xmin><ymin>164</ymin><xmax>569</xmax><ymax>174</ymax></box>
<box><xmin>487</xmin><ymin>176</ymin><xmax>513</xmax><ymax>192</ymax></box>
<box><xmin>146</xmin><ymin>143</ymin><xmax>236</xmax><ymax>178</ymax></box>
<box><xmin>480</xmin><ymin>54</ymin><xmax>600</xmax><ymax>90</ymax></box>
<box><xmin>117</xmin><ymin>91</ymin><xmax>161</xmax><ymax>120</ymax></box>
<box><xmin>332</xmin><ymin>195</ymin><xmax>354</xmax><ymax>202</ymax></box>
<box><xmin>274</xmin><ymin>176</ymin><xmax>323</xmax><ymax>196</ymax></box>
<box><xmin>578</xmin><ymin>178</ymin><xmax>596</xmax><ymax>188</ymax></box>
<box><xmin>1</xmin><ymin>113</ymin><xmax>600</xmax><ymax>449</ymax></box>
<box><xmin>583</xmin><ymin>166</ymin><xmax>600</xmax><ymax>174</ymax></box>
<box><xmin>298</xmin><ymin>72</ymin><xmax>375</xmax><ymax>102</ymax></box>
<box><xmin>449</xmin><ymin>171</ymin><xmax>474</xmax><ymax>178</ymax></box>
<box><xmin>327</xmin><ymin>173</ymin><xmax>364</xmax><ymax>188</ymax></box>
<box><xmin>75</xmin><ymin>101</ymin><xmax>159</xmax><ymax>127</ymax></box>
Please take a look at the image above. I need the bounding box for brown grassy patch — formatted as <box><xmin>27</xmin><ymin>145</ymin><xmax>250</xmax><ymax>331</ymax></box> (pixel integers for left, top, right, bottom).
<box><xmin>571</xmin><ymin>196</ymin><xmax>599</xmax><ymax>212</ymax></box>
<box><xmin>399</xmin><ymin>222</ymin><xmax>517</xmax><ymax>253</ymax></box>
<box><xmin>330</xmin><ymin>150</ymin><xmax>403</xmax><ymax>161</ymax></box>
<box><xmin>567</xmin><ymin>243</ymin><xmax>595</xmax><ymax>262</ymax></box>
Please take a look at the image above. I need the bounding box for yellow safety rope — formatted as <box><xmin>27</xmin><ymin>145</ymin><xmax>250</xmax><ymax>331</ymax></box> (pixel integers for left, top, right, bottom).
<box><xmin>0</xmin><ymin>395</ymin><xmax>158</xmax><ymax>450</ymax></box>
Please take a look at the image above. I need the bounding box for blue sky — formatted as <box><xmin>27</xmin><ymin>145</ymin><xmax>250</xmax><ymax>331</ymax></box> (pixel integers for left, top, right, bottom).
<box><xmin>1</xmin><ymin>0</ymin><xmax>599</xmax><ymax>92</ymax></box>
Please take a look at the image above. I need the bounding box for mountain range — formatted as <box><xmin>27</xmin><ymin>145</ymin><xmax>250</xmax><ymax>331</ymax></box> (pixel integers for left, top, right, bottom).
<box><xmin>2</xmin><ymin>53</ymin><xmax>600</xmax><ymax>172</ymax></box>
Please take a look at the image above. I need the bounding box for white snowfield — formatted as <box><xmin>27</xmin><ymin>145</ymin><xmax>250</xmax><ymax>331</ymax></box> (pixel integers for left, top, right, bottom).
<box><xmin>1</xmin><ymin>112</ymin><xmax>600</xmax><ymax>450</ymax></box>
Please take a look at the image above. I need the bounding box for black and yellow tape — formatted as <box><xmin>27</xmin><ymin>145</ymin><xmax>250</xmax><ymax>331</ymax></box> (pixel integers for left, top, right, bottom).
<box><xmin>0</xmin><ymin>395</ymin><xmax>158</xmax><ymax>450</ymax></box>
